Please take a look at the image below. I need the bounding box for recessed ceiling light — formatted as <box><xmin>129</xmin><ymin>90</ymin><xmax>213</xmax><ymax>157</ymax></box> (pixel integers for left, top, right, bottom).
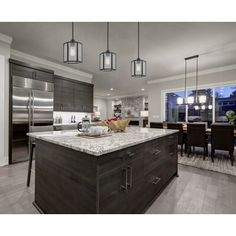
<box><xmin>107</xmin><ymin>93</ymin><xmax>111</xmax><ymax>96</ymax></box>
<box><xmin>110</xmin><ymin>88</ymin><xmax>114</xmax><ymax>91</ymax></box>
<box><xmin>141</xmin><ymin>88</ymin><xmax>145</xmax><ymax>91</ymax></box>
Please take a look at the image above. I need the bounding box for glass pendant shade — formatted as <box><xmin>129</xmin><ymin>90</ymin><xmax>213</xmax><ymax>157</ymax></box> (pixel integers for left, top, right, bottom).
<box><xmin>199</xmin><ymin>95</ymin><xmax>207</xmax><ymax>104</ymax></box>
<box><xmin>201</xmin><ymin>105</ymin><xmax>206</xmax><ymax>110</ymax></box>
<box><xmin>177</xmin><ymin>97</ymin><xmax>184</xmax><ymax>105</ymax></box>
<box><xmin>99</xmin><ymin>50</ymin><xmax>116</xmax><ymax>71</ymax></box>
<box><xmin>131</xmin><ymin>22</ymin><xmax>147</xmax><ymax>78</ymax></box>
<box><xmin>131</xmin><ymin>58</ymin><xmax>147</xmax><ymax>78</ymax></box>
<box><xmin>208</xmin><ymin>104</ymin><xmax>213</xmax><ymax>110</ymax></box>
<box><xmin>63</xmin><ymin>39</ymin><xmax>83</xmax><ymax>64</ymax></box>
<box><xmin>63</xmin><ymin>22</ymin><xmax>83</xmax><ymax>64</ymax></box>
<box><xmin>99</xmin><ymin>22</ymin><xmax>116</xmax><ymax>72</ymax></box>
<box><xmin>187</xmin><ymin>96</ymin><xmax>194</xmax><ymax>104</ymax></box>
<box><xmin>194</xmin><ymin>105</ymin><xmax>200</xmax><ymax>110</ymax></box>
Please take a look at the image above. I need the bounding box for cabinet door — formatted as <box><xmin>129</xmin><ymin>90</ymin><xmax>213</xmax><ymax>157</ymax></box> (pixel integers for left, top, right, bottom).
<box><xmin>126</xmin><ymin>158</ymin><xmax>146</xmax><ymax>213</ymax></box>
<box><xmin>35</xmin><ymin>70</ymin><xmax>54</xmax><ymax>83</ymax></box>
<box><xmin>11</xmin><ymin>64</ymin><xmax>34</xmax><ymax>79</ymax></box>
<box><xmin>54</xmin><ymin>77</ymin><xmax>63</xmax><ymax>111</ymax></box>
<box><xmin>61</xmin><ymin>80</ymin><xmax>75</xmax><ymax>111</ymax></box>
<box><xmin>99</xmin><ymin>167</ymin><xmax>128</xmax><ymax>214</ymax></box>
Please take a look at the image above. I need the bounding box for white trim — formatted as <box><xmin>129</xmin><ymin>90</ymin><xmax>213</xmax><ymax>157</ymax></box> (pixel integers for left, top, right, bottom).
<box><xmin>148</xmin><ymin>64</ymin><xmax>236</xmax><ymax>85</ymax></box>
<box><xmin>0</xmin><ymin>33</ymin><xmax>12</xmax><ymax>45</ymax></box>
<box><xmin>10</xmin><ymin>49</ymin><xmax>93</xmax><ymax>79</ymax></box>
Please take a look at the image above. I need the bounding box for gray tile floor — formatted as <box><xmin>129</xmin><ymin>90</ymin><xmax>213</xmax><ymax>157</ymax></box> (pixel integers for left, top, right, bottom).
<box><xmin>1</xmin><ymin>162</ymin><xmax>236</xmax><ymax>214</ymax></box>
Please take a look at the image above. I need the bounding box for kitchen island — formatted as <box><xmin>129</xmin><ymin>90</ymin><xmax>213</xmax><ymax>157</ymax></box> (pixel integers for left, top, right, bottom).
<box><xmin>28</xmin><ymin>127</ymin><xmax>179</xmax><ymax>214</ymax></box>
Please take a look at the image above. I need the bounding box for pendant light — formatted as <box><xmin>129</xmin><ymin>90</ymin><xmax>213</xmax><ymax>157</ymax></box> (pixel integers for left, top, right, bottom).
<box><xmin>131</xmin><ymin>22</ymin><xmax>147</xmax><ymax>78</ymax></box>
<box><xmin>99</xmin><ymin>22</ymin><xmax>116</xmax><ymax>71</ymax></box>
<box><xmin>177</xmin><ymin>55</ymin><xmax>207</xmax><ymax>109</ymax></box>
<box><xmin>63</xmin><ymin>22</ymin><xmax>83</xmax><ymax>64</ymax></box>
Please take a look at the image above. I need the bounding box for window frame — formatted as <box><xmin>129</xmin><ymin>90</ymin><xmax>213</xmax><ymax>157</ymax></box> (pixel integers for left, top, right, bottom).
<box><xmin>162</xmin><ymin>81</ymin><xmax>236</xmax><ymax>123</ymax></box>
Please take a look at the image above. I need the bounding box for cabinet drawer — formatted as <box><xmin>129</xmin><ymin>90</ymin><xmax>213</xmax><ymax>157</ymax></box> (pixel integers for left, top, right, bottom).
<box><xmin>144</xmin><ymin>156</ymin><xmax>177</xmax><ymax>202</ymax></box>
<box><xmin>144</xmin><ymin>138</ymin><xmax>166</xmax><ymax>174</ymax></box>
<box><xmin>98</xmin><ymin>144</ymin><xmax>144</xmax><ymax>176</ymax></box>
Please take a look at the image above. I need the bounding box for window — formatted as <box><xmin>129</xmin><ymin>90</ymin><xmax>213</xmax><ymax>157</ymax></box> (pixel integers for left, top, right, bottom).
<box><xmin>187</xmin><ymin>89</ymin><xmax>213</xmax><ymax>127</ymax></box>
<box><xmin>215</xmin><ymin>86</ymin><xmax>236</xmax><ymax>123</ymax></box>
<box><xmin>165</xmin><ymin>91</ymin><xmax>186</xmax><ymax>122</ymax></box>
<box><xmin>165</xmin><ymin>84</ymin><xmax>236</xmax><ymax>125</ymax></box>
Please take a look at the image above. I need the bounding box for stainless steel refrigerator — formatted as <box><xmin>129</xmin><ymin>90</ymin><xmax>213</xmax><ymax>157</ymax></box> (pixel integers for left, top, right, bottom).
<box><xmin>11</xmin><ymin>76</ymin><xmax>54</xmax><ymax>163</ymax></box>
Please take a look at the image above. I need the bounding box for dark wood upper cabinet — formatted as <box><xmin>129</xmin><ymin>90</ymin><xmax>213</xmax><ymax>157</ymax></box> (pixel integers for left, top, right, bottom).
<box><xmin>54</xmin><ymin>75</ymin><xmax>94</xmax><ymax>113</ymax></box>
<box><xmin>10</xmin><ymin>59</ymin><xmax>54</xmax><ymax>83</ymax></box>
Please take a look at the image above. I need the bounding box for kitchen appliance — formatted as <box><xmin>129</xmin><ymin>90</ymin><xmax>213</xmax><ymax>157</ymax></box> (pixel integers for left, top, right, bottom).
<box><xmin>11</xmin><ymin>76</ymin><xmax>54</xmax><ymax>163</ymax></box>
<box><xmin>77</xmin><ymin>115</ymin><xmax>90</xmax><ymax>133</ymax></box>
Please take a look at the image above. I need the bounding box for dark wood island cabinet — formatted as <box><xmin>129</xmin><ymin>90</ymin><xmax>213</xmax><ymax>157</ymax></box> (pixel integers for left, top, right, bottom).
<box><xmin>30</xmin><ymin>128</ymin><xmax>178</xmax><ymax>214</ymax></box>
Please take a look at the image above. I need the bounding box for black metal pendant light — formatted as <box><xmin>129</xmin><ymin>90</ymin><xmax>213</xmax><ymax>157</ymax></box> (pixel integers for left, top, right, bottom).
<box><xmin>177</xmin><ymin>55</ymin><xmax>207</xmax><ymax>110</ymax></box>
<box><xmin>63</xmin><ymin>22</ymin><xmax>83</xmax><ymax>64</ymax></box>
<box><xmin>131</xmin><ymin>22</ymin><xmax>147</xmax><ymax>78</ymax></box>
<box><xmin>99</xmin><ymin>22</ymin><xmax>116</xmax><ymax>71</ymax></box>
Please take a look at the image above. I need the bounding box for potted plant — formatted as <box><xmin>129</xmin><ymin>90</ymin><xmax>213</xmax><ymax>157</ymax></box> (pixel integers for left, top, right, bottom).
<box><xmin>226</xmin><ymin>110</ymin><xmax>236</xmax><ymax>125</ymax></box>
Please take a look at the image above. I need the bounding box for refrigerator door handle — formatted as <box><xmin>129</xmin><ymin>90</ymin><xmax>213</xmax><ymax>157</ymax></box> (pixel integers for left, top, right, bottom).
<box><xmin>31</xmin><ymin>90</ymin><xmax>35</xmax><ymax>126</ymax></box>
<box><xmin>28</xmin><ymin>90</ymin><xmax>32</xmax><ymax>128</ymax></box>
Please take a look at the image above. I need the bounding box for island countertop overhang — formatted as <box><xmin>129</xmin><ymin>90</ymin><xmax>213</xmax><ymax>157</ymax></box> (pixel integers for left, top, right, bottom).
<box><xmin>27</xmin><ymin>127</ymin><xmax>179</xmax><ymax>157</ymax></box>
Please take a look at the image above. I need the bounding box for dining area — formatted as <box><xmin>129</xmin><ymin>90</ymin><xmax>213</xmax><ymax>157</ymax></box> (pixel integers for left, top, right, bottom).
<box><xmin>149</xmin><ymin>121</ymin><xmax>235</xmax><ymax>167</ymax></box>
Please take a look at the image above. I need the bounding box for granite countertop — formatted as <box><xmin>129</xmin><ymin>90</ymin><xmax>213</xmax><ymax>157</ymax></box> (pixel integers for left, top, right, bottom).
<box><xmin>27</xmin><ymin>127</ymin><xmax>178</xmax><ymax>157</ymax></box>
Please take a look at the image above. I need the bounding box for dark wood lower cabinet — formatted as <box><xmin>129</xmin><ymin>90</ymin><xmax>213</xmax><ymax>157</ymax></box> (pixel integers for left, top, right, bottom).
<box><xmin>34</xmin><ymin>133</ymin><xmax>178</xmax><ymax>214</ymax></box>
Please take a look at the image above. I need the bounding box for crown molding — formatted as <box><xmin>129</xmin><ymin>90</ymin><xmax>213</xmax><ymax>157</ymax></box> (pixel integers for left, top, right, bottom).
<box><xmin>0</xmin><ymin>33</ymin><xmax>13</xmax><ymax>45</ymax></box>
<box><xmin>148</xmin><ymin>63</ymin><xmax>236</xmax><ymax>85</ymax></box>
<box><xmin>10</xmin><ymin>49</ymin><xmax>93</xmax><ymax>79</ymax></box>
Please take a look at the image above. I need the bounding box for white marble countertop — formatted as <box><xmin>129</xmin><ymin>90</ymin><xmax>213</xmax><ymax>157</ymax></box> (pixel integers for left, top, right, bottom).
<box><xmin>27</xmin><ymin>127</ymin><xmax>178</xmax><ymax>157</ymax></box>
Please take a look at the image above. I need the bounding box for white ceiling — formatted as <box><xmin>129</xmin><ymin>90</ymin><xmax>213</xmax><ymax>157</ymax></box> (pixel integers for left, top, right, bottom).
<box><xmin>1</xmin><ymin>22</ymin><xmax>236</xmax><ymax>97</ymax></box>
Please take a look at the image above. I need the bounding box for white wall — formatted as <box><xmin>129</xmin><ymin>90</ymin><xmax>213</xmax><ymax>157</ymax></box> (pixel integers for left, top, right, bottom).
<box><xmin>0</xmin><ymin>35</ymin><xmax>11</xmax><ymax>166</ymax></box>
<box><xmin>148</xmin><ymin>69</ymin><xmax>236</xmax><ymax>122</ymax></box>
<box><xmin>94</xmin><ymin>98</ymin><xmax>108</xmax><ymax>120</ymax></box>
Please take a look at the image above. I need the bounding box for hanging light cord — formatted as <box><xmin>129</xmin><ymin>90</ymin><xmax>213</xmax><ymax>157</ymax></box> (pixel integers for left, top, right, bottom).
<box><xmin>195</xmin><ymin>57</ymin><xmax>199</xmax><ymax>103</ymax></box>
<box><xmin>138</xmin><ymin>22</ymin><xmax>140</xmax><ymax>59</ymax></box>
<box><xmin>184</xmin><ymin>59</ymin><xmax>187</xmax><ymax>103</ymax></box>
<box><xmin>107</xmin><ymin>22</ymin><xmax>109</xmax><ymax>51</ymax></box>
<box><xmin>72</xmin><ymin>22</ymin><xmax>74</xmax><ymax>40</ymax></box>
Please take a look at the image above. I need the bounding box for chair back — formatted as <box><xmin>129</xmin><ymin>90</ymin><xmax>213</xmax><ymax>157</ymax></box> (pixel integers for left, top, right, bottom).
<box><xmin>211</xmin><ymin>123</ymin><xmax>234</xmax><ymax>152</ymax></box>
<box><xmin>150</xmin><ymin>122</ymin><xmax>163</xmax><ymax>129</ymax></box>
<box><xmin>187</xmin><ymin>123</ymin><xmax>206</xmax><ymax>147</ymax></box>
<box><xmin>129</xmin><ymin>120</ymin><xmax>139</xmax><ymax>126</ymax></box>
<box><xmin>167</xmin><ymin>123</ymin><xmax>183</xmax><ymax>144</ymax></box>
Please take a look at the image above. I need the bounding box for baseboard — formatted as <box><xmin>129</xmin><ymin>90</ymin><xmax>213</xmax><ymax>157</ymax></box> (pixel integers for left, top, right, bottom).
<box><xmin>0</xmin><ymin>155</ymin><xmax>8</xmax><ymax>167</ymax></box>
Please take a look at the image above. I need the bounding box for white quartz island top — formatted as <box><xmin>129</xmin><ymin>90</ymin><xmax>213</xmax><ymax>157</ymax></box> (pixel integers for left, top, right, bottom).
<box><xmin>27</xmin><ymin>127</ymin><xmax>178</xmax><ymax>157</ymax></box>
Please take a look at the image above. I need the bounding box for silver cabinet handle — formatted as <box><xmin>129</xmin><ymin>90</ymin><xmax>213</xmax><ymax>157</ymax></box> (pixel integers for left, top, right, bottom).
<box><xmin>153</xmin><ymin>149</ymin><xmax>161</xmax><ymax>156</ymax></box>
<box><xmin>127</xmin><ymin>151</ymin><xmax>135</xmax><ymax>158</ymax></box>
<box><xmin>169</xmin><ymin>152</ymin><xmax>174</xmax><ymax>156</ymax></box>
<box><xmin>121</xmin><ymin>168</ymin><xmax>128</xmax><ymax>191</ymax></box>
<box><xmin>152</xmin><ymin>176</ymin><xmax>161</xmax><ymax>185</ymax></box>
<box><xmin>127</xmin><ymin>166</ymin><xmax>133</xmax><ymax>189</ymax></box>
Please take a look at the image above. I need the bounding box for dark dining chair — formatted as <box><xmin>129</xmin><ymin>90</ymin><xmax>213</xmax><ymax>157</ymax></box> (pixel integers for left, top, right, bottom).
<box><xmin>211</xmin><ymin>123</ymin><xmax>234</xmax><ymax>166</ymax></box>
<box><xmin>129</xmin><ymin>120</ymin><xmax>139</xmax><ymax>126</ymax></box>
<box><xmin>150</xmin><ymin>122</ymin><xmax>163</xmax><ymax>129</ymax></box>
<box><xmin>186</xmin><ymin>123</ymin><xmax>208</xmax><ymax>159</ymax></box>
<box><xmin>27</xmin><ymin>125</ymin><xmax>54</xmax><ymax>187</ymax></box>
<box><xmin>167</xmin><ymin>122</ymin><xmax>185</xmax><ymax>156</ymax></box>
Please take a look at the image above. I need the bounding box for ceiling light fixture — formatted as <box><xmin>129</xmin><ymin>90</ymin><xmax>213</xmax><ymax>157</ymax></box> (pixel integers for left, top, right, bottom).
<box><xmin>99</xmin><ymin>22</ymin><xmax>116</xmax><ymax>72</ymax></box>
<box><xmin>110</xmin><ymin>88</ymin><xmax>114</xmax><ymax>91</ymax></box>
<box><xmin>131</xmin><ymin>22</ymin><xmax>147</xmax><ymax>78</ymax></box>
<box><xmin>177</xmin><ymin>55</ymin><xmax>207</xmax><ymax>109</ymax></box>
<box><xmin>107</xmin><ymin>93</ymin><xmax>111</xmax><ymax>96</ymax></box>
<box><xmin>63</xmin><ymin>22</ymin><xmax>83</xmax><ymax>64</ymax></box>
<box><xmin>141</xmin><ymin>88</ymin><xmax>145</xmax><ymax>91</ymax></box>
